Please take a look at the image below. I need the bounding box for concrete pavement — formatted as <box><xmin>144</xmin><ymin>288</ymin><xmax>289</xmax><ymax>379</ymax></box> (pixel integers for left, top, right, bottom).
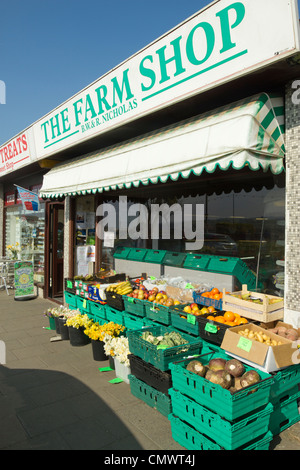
<box><xmin>0</xmin><ymin>290</ymin><xmax>299</xmax><ymax>450</ymax></box>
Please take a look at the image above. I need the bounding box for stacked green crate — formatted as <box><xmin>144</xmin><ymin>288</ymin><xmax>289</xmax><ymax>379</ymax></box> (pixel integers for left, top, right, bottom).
<box><xmin>127</xmin><ymin>325</ymin><xmax>202</xmax><ymax>416</ymax></box>
<box><xmin>269</xmin><ymin>365</ymin><xmax>300</xmax><ymax>435</ymax></box>
<box><xmin>169</xmin><ymin>350</ymin><xmax>275</xmax><ymax>450</ymax></box>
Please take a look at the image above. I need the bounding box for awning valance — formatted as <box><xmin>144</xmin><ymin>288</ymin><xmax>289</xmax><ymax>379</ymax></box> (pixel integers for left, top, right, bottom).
<box><xmin>40</xmin><ymin>93</ymin><xmax>285</xmax><ymax>199</ymax></box>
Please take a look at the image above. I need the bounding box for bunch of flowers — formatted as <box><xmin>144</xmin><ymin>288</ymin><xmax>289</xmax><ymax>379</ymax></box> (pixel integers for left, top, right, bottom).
<box><xmin>44</xmin><ymin>305</ymin><xmax>80</xmax><ymax>319</ymax></box>
<box><xmin>66</xmin><ymin>313</ymin><xmax>92</xmax><ymax>330</ymax></box>
<box><xmin>6</xmin><ymin>242</ymin><xmax>20</xmax><ymax>260</ymax></box>
<box><xmin>84</xmin><ymin>321</ymin><xmax>125</xmax><ymax>342</ymax></box>
<box><xmin>103</xmin><ymin>335</ymin><xmax>130</xmax><ymax>366</ymax></box>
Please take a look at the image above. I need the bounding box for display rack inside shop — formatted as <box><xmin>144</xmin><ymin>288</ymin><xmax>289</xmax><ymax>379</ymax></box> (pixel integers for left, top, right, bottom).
<box><xmin>61</xmin><ymin>264</ymin><xmax>300</xmax><ymax>450</ymax></box>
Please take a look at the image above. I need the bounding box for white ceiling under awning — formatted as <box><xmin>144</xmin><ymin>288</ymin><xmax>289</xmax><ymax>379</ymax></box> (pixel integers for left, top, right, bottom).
<box><xmin>40</xmin><ymin>93</ymin><xmax>285</xmax><ymax>199</ymax></box>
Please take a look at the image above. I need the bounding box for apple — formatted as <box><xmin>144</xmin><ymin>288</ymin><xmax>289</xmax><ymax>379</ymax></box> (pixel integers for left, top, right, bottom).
<box><xmin>190</xmin><ymin>303</ymin><xmax>199</xmax><ymax>311</ymax></box>
<box><xmin>148</xmin><ymin>295</ymin><xmax>156</xmax><ymax>302</ymax></box>
<box><xmin>143</xmin><ymin>293</ymin><xmax>149</xmax><ymax>300</ymax></box>
<box><xmin>183</xmin><ymin>306</ymin><xmax>192</xmax><ymax>314</ymax></box>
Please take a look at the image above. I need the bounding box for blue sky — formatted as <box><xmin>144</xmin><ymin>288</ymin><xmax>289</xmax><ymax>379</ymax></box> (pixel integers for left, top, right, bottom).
<box><xmin>0</xmin><ymin>0</ymin><xmax>299</xmax><ymax>146</ymax></box>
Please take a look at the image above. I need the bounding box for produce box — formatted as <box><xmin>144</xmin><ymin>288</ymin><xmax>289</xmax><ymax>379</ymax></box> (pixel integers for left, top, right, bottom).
<box><xmin>127</xmin><ymin>325</ymin><xmax>202</xmax><ymax>371</ymax></box>
<box><xmin>144</xmin><ymin>301</ymin><xmax>173</xmax><ymax>326</ymax></box>
<box><xmin>64</xmin><ymin>278</ymin><xmax>76</xmax><ymax>294</ymax></box>
<box><xmin>105</xmin><ymin>289</ymin><xmax>125</xmax><ymax>312</ymax></box>
<box><xmin>76</xmin><ymin>296</ymin><xmax>91</xmax><ymax>314</ymax></box>
<box><xmin>222</xmin><ymin>284</ymin><xmax>284</xmax><ymax>323</ymax></box>
<box><xmin>170</xmin><ymin>351</ymin><xmax>274</xmax><ymax>421</ymax></box>
<box><xmin>123</xmin><ymin>313</ymin><xmax>147</xmax><ymax>331</ymax></box>
<box><xmin>170</xmin><ymin>305</ymin><xmax>199</xmax><ymax>336</ymax></box>
<box><xmin>197</xmin><ymin>312</ymin><xmax>234</xmax><ymax>346</ymax></box>
<box><xmin>193</xmin><ymin>290</ymin><xmax>223</xmax><ymax>311</ymax></box>
<box><xmin>221</xmin><ymin>323</ymin><xmax>300</xmax><ymax>373</ymax></box>
<box><xmin>64</xmin><ymin>291</ymin><xmax>78</xmax><ymax>309</ymax></box>
<box><xmin>75</xmin><ymin>288</ymin><xmax>89</xmax><ymax>299</ymax></box>
<box><xmin>271</xmin><ymin>363</ymin><xmax>300</xmax><ymax>400</ymax></box>
<box><xmin>88</xmin><ymin>284</ymin><xmax>110</xmax><ymax>303</ymax></box>
<box><xmin>169</xmin><ymin>388</ymin><xmax>273</xmax><ymax>450</ymax></box>
<box><xmin>269</xmin><ymin>389</ymin><xmax>300</xmax><ymax>435</ymax></box>
<box><xmin>123</xmin><ymin>296</ymin><xmax>146</xmax><ymax>317</ymax></box>
<box><xmin>128</xmin><ymin>374</ymin><xmax>172</xmax><ymax>417</ymax></box>
<box><xmin>128</xmin><ymin>354</ymin><xmax>172</xmax><ymax>395</ymax></box>
<box><xmin>105</xmin><ymin>305</ymin><xmax>125</xmax><ymax>326</ymax></box>
<box><xmin>168</xmin><ymin>414</ymin><xmax>274</xmax><ymax>451</ymax></box>
<box><xmin>89</xmin><ymin>301</ymin><xmax>107</xmax><ymax>321</ymax></box>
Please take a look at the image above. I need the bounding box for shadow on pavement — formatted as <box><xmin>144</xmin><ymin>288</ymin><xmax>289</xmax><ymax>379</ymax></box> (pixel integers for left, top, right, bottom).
<box><xmin>0</xmin><ymin>364</ymin><xmax>142</xmax><ymax>450</ymax></box>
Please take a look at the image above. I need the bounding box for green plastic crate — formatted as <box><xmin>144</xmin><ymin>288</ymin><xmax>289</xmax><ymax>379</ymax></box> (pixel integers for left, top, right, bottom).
<box><xmin>170</xmin><ymin>305</ymin><xmax>199</xmax><ymax>336</ymax></box>
<box><xmin>76</xmin><ymin>296</ymin><xmax>91</xmax><ymax>314</ymax></box>
<box><xmin>127</xmin><ymin>325</ymin><xmax>202</xmax><ymax>371</ymax></box>
<box><xmin>127</xmin><ymin>248</ymin><xmax>147</xmax><ymax>261</ymax></box>
<box><xmin>169</xmin><ymin>389</ymin><xmax>273</xmax><ymax>450</ymax></box>
<box><xmin>206</xmin><ymin>256</ymin><xmax>258</xmax><ymax>290</ymax></box>
<box><xmin>105</xmin><ymin>305</ymin><xmax>125</xmax><ymax>326</ymax></box>
<box><xmin>269</xmin><ymin>390</ymin><xmax>300</xmax><ymax>435</ymax></box>
<box><xmin>124</xmin><ymin>312</ymin><xmax>146</xmax><ymax>331</ymax></box>
<box><xmin>113</xmin><ymin>246</ymin><xmax>131</xmax><ymax>259</ymax></box>
<box><xmin>183</xmin><ymin>254</ymin><xmax>210</xmax><ymax>271</ymax></box>
<box><xmin>170</xmin><ymin>351</ymin><xmax>274</xmax><ymax>421</ymax></box>
<box><xmin>271</xmin><ymin>364</ymin><xmax>300</xmax><ymax>401</ymax></box>
<box><xmin>168</xmin><ymin>414</ymin><xmax>273</xmax><ymax>451</ymax></box>
<box><xmin>123</xmin><ymin>296</ymin><xmax>146</xmax><ymax>317</ymax></box>
<box><xmin>129</xmin><ymin>374</ymin><xmax>172</xmax><ymax>417</ymax></box>
<box><xmin>89</xmin><ymin>301</ymin><xmax>107</xmax><ymax>320</ymax></box>
<box><xmin>162</xmin><ymin>251</ymin><xmax>186</xmax><ymax>267</ymax></box>
<box><xmin>144</xmin><ymin>249</ymin><xmax>167</xmax><ymax>264</ymax></box>
<box><xmin>64</xmin><ymin>291</ymin><xmax>78</xmax><ymax>309</ymax></box>
<box><xmin>144</xmin><ymin>301</ymin><xmax>173</xmax><ymax>326</ymax></box>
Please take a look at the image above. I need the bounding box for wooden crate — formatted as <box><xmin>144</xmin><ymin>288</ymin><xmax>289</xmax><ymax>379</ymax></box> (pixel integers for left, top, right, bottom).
<box><xmin>222</xmin><ymin>285</ymin><xmax>284</xmax><ymax>323</ymax></box>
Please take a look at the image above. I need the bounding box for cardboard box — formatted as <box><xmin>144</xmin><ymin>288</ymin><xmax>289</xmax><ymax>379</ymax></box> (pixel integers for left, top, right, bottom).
<box><xmin>222</xmin><ymin>285</ymin><xmax>284</xmax><ymax>323</ymax></box>
<box><xmin>221</xmin><ymin>323</ymin><xmax>300</xmax><ymax>373</ymax></box>
<box><xmin>260</xmin><ymin>320</ymin><xmax>300</xmax><ymax>338</ymax></box>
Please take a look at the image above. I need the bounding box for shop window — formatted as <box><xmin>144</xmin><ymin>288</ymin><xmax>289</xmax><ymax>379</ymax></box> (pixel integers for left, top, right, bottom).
<box><xmin>96</xmin><ymin>170</ymin><xmax>285</xmax><ymax>296</ymax></box>
<box><xmin>5</xmin><ymin>202</ymin><xmax>45</xmax><ymax>285</ymax></box>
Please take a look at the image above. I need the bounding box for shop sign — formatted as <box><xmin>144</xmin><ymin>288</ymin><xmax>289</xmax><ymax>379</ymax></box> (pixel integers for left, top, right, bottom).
<box><xmin>14</xmin><ymin>261</ymin><xmax>35</xmax><ymax>300</ymax></box>
<box><xmin>0</xmin><ymin>130</ymin><xmax>34</xmax><ymax>177</ymax></box>
<box><xmin>15</xmin><ymin>185</ymin><xmax>39</xmax><ymax>212</ymax></box>
<box><xmin>4</xmin><ymin>191</ymin><xmax>15</xmax><ymax>206</ymax></box>
<box><xmin>33</xmin><ymin>0</ymin><xmax>300</xmax><ymax>158</ymax></box>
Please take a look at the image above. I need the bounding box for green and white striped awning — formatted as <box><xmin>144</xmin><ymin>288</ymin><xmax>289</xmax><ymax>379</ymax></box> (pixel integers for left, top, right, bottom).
<box><xmin>40</xmin><ymin>92</ymin><xmax>285</xmax><ymax>199</ymax></box>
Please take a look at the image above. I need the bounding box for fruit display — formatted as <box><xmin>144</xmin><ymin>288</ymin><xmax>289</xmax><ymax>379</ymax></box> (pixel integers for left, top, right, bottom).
<box><xmin>106</xmin><ymin>281</ymin><xmax>133</xmax><ymax>296</ymax></box>
<box><xmin>231</xmin><ymin>292</ymin><xmax>283</xmax><ymax>305</ymax></box>
<box><xmin>127</xmin><ymin>283</ymin><xmax>181</xmax><ymax>307</ymax></box>
<box><xmin>206</xmin><ymin>311</ymin><xmax>248</xmax><ymax>326</ymax></box>
<box><xmin>181</xmin><ymin>304</ymin><xmax>217</xmax><ymax>316</ymax></box>
<box><xmin>200</xmin><ymin>287</ymin><xmax>224</xmax><ymax>301</ymax></box>
<box><xmin>185</xmin><ymin>356</ymin><xmax>261</xmax><ymax>393</ymax></box>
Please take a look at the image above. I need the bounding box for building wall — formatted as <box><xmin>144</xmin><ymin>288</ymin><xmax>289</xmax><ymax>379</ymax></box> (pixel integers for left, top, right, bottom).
<box><xmin>284</xmin><ymin>80</ymin><xmax>300</xmax><ymax>327</ymax></box>
<box><xmin>0</xmin><ymin>184</ymin><xmax>3</xmax><ymax>256</ymax></box>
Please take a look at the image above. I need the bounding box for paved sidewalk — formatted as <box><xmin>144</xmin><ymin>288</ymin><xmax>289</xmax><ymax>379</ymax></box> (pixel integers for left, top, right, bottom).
<box><xmin>0</xmin><ymin>290</ymin><xmax>299</xmax><ymax>450</ymax></box>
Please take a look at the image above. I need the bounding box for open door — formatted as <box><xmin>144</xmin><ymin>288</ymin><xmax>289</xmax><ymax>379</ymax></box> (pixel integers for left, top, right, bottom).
<box><xmin>45</xmin><ymin>201</ymin><xmax>64</xmax><ymax>300</ymax></box>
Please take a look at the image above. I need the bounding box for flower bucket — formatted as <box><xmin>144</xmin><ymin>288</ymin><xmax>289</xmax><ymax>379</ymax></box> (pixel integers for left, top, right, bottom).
<box><xmin>58</xmin><ymin>317</ymin><xmax>70</xmax><ymax>340</ymax></box>
<box><xmin>114</xmin><ymin>357</ymin><xmax>131</xmax><ymax>384</ymax></box>
<box><xmin>109</xmin><ymin>355</ymin><xmax>115</xmax><ymax>370</ymax></box>
<box><xmin>54</xmin><ymin>316</ymin><xmax>63</xmax><ymax>334</ymax></box>
<box><xmin>68</xmin><ymin>326</ymin><xmax>91</xmax><ymax>347</ymax></box>
<box><xmin>48</xmin><ymin>317</ymin><xmax>56</xmax><ymax>330</ymax></box>
<box><xmin>92</xmin><ymin>340</ymin><xmax>108</xmax><ymax>361</ymax></box>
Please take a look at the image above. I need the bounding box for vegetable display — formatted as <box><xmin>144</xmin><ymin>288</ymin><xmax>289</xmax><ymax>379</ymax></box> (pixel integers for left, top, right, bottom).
<box><xmin>186</xmin><ymin>357</ymin><xmax>261</xmax><ymax>393</ymax></box>
<box><xmin>141</xmin><ymin>330</ymin><xmax>188</xmax><ymax>348</ymax></box>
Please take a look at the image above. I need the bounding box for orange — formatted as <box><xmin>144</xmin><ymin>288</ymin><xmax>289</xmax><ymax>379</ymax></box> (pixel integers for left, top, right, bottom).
<box><xmin>207</xmin><ymin>315</ymin><xmax>215</xmax><ymax>321</ymax></box>
<box><xmin>225</xmin><ymin>321</ymin><xmax>236</xmax><ymax>326</ymax></box>
<box><xmin>213</xmin><ymin>294</ymin><xmax>221</xmax><ymax>300</ymax></box>
<box><xmin>201</xmin><ymin>292</ymin><xmax>209</xmax><ymax>298</ymax></box>
<box><xmin>238</xmin><ymin>317</ymin><xmax>248</xmax><ymax>324</ymax></box>
<box><xmin>211</xmin><ymin>288</ymin><xmax>219</xmax><ymax>296</ymax></box>
<box><xmin>215</xmin><ymin>316</ymin><xmax>226</xmax><ymax>323</ymax></box>
<box><xmin>224</xmin><ymin>311</ymin><xmax>235</xmax><ymax>322</ymax></box>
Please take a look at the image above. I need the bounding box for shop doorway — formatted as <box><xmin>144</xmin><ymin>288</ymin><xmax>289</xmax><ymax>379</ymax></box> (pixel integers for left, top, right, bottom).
<box><xmin>45</xmin><ymin>201</ymin><xmax>64</xmax><ymax>300</ymax></box>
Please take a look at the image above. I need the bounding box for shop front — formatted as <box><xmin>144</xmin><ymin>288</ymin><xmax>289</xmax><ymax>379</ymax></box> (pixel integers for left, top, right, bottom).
<box><xmin>40</xmin><ymin>92</ymin><xmax>286</xmax><ymax>296</ymax></box>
